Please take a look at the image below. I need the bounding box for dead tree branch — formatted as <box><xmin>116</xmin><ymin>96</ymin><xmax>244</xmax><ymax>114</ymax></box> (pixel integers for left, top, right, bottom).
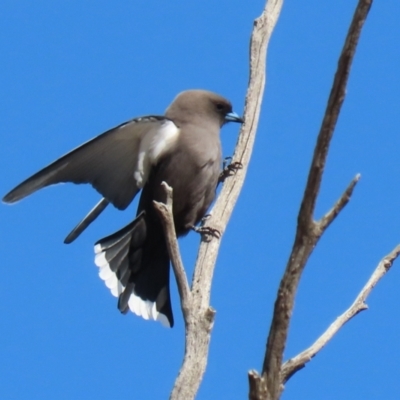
<box><xmin>318</xmin><ymin>174</ymin><xmax>360</xmax><ymax>232</ymax></box>
<box><xmin>249</xmin><ymin>1</ymin><xmax>373</xmax><ymax>399</ymax></box>
<box><xmin>153</xmin><ymin>183</ymin><xmax>191</xmax><ymax>322</ymax></box>
<box><xmin>168</xmin><ymin>0</ymin><xmax>284</xmax><ymax>399</ymax></box>
<box><xmin>281</xmin><ymin>244</ymin><xmax>400</xmax><ymax>382</ymax></box>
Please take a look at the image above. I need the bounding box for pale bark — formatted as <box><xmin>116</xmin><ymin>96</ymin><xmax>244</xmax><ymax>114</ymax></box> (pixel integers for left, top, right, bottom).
<box><xmin>281</xmin><ymin>244</ymin><xmax>400</xmax><ymax>382</ymax></box>
<box><xmin>165</xmin><ymin>1</ymin><xmax>284</xmax><ymax>399</ymax></box>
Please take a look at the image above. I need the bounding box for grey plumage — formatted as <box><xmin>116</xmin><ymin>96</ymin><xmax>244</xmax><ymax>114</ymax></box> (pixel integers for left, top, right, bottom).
<box><xmin>3</xmin><ymin>116</ymin><xmax>169</xmax><ymax>209</ymax></box>
<box><xmin>3</xmin><ymin>89</ymin><xmax>243</xmax><ymax>327</ymax></box>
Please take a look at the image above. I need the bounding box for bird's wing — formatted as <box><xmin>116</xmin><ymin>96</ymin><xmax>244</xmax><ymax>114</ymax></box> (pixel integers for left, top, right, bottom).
<box><xmin>3</xmin><ymin>116</ymin><xmax>178</xmax><ymax>210</ymax></box>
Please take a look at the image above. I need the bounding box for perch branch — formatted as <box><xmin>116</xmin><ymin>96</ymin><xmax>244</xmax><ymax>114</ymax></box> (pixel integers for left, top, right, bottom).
<box><xmin>281</xmin><ymin>244</ymin><xmax>400</xmax><ymax>383</ymax></box>
<box><xmin>170</xmin><ymin>0</ymin><xmax>284</xmax><ymax>399</ymax></box>
<box><xmin>251</xmin><ymin>1</ymin><xmax>373</xmax><ymax>399</ymax></box>
<box><xmin>153</xmin><ymin>182</ymin><xmax>191</xmax><ymax>322</ymax></box>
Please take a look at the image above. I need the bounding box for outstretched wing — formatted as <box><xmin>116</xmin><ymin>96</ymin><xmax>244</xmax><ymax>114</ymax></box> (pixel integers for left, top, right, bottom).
<box><xmin>3</xmin><ymin>116</ymin><xmax>176</xmax><ymax>210</ymax></box>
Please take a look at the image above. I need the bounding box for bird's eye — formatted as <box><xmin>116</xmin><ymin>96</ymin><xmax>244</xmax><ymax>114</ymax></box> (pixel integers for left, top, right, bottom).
<box><xmin>216</xmin><ymin>103</ymin><xmax>224</xmax><ymax>110</ymax></box>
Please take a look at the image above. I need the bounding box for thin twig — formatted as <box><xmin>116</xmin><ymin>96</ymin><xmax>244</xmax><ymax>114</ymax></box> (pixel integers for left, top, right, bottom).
<box><xmin>281</xmin><ymin>244</ymin><xmax>400</xmax><ymax>383</ymax></box>
<box><xmin>153</xmin><ymin>182</ymin><xmax>191</xmax><ymax>322</ymax></box>
<box><xmin>318</xmin><ymin>173</ymin><xmax>361</xmax><ymax>233</ymax></box>
<box><xmin>255</xmin><ymin>1</ymin><xmax>373</xmax><ymax>399</ymax></box>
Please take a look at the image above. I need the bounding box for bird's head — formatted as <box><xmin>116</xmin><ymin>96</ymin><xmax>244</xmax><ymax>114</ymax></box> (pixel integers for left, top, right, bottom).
<box><xmin>166</xmin><ymin>90</ymin><xmax>243</xmax><ymax>127</ymax></box>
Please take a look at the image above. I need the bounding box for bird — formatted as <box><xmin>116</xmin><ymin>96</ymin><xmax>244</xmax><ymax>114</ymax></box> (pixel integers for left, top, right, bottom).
<box><xmin>3</xmin><ymin>89</ymin><xmax>243</xmax><ymax>327</ymax></box>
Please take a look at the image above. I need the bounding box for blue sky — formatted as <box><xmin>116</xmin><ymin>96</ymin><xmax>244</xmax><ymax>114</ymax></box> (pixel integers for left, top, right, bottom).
<box><xmin>1</xmin><ymin>1</ymin><xmax>399</xmax><ymax>399</ymax></box>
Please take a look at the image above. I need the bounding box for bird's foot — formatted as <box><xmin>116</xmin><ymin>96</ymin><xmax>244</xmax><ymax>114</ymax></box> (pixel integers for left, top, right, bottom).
<box><xmin>192</xmin><ymin>222</ymin><xmax>221</xmax><ymax>241</ymax></box>
<box><xmin>219</xmin><ymin>157</ymin><xmax>243</xmax><ymax>183</ymax></box>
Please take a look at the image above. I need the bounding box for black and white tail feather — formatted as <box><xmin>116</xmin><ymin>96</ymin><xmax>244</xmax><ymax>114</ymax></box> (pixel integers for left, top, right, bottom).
<box><xmin>94</xmin><ymin>211</ymin><xmax>173</xmax><ymax>327</ymax></box>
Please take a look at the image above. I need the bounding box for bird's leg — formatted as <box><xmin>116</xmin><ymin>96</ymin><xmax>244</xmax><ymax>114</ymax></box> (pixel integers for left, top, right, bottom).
<box><xmin>218</xmin><ymin>156</ymin><xmax>243</xmax><ymax>184</ymax></box>
<box><xmin>200</xmin><ymin>213</ymin><xmax>212</xmax><ymax>223</ymax></box>
<box><xmin>191</xmin><ymin>214</ymin><xmax>221</xmax><ymax>241</ymax></box>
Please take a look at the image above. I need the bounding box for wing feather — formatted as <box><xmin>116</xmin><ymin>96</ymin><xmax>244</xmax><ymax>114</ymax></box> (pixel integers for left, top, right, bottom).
<box><xmin>3</xmin><ymin>116</ymin><xmax>170</xmax><ymax>210</ymax></box>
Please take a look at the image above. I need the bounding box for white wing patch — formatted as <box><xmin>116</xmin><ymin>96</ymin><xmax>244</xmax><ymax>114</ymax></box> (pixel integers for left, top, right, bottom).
<box><xmin>134</xmin><ymin>120</ymin><xmax>180</xmax><ymax>188</ymax></box>
<box><xmin>94</xmin><ymin>243</ymin><xmax>170</xmax><ymax>327</ymax></box>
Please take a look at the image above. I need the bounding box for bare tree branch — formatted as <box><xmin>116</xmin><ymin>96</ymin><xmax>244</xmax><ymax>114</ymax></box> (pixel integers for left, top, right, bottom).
<box><xmin>153</xmin><ymin>182</ymin><xmax>191</xmax><ymax>322</ymax></box>
<box><xmin>249</xmin><ymin>371</ymin><xmax>269</xmax><ymax>400</ymax></box>
<box><xmin>169</xmin><ymin>0</ymin><xmax>284</xmax><ymax>399</ymax></box>
<box><xmin>298</xmin><ymin>0</ymin><xmax>373</xmax><ymax>230</ymax></box>
<box><xmin>248</xmin><ymin>1</ymin><xmax>373</xmax><ymax>399</ymax></box>
<box><xmin>317</xmin><ymin>174</ymin><xmax>360</xmax><ymax>233</ymax></box>
<box><xmin>281</xmin><ymin>244</ymin><xmax>400</xmax><ymax>383</ymax></box>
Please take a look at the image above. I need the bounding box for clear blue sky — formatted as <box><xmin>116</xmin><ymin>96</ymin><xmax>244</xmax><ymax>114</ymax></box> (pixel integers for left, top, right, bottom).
<box><xmin>1</xmin><ymin>1</ymin><xmax>399</xmax><ymax>399</ymax></box>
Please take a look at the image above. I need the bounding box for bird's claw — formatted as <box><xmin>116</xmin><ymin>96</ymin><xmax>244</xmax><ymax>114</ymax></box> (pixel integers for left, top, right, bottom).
<box><xmin>192</xmin><ymin>225</ymin><xmax>221</xmax><ymax>241</ymax></box>
<box><xmin>219</xmin><ymin>159</ymin><xmax>243</xmax><ymax>183</ymax></box>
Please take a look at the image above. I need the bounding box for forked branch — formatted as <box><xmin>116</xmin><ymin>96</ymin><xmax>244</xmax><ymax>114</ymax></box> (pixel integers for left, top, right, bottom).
<box><xmin>249</xmin><ymin>1</ymin><xmax>373</xmax><ymax>399</ymax></box>
<box><xmin>281</xmin><ymin>244</ymin><xmax>400</xmax><ymax>382</ymax></box>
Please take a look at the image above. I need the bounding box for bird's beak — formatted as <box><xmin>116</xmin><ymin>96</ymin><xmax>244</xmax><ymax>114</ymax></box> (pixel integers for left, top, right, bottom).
<box><xmin>225</xmin><ymin>112</ymin><xmax>244</xmax><ymax>124</ymax></box>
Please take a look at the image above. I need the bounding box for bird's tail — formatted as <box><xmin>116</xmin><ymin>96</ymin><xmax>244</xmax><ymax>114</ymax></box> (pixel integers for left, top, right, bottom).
<box><xmin>94</xmin><ymin>211</ymin><xmax>173</xmax><ymax>327</ymax></box>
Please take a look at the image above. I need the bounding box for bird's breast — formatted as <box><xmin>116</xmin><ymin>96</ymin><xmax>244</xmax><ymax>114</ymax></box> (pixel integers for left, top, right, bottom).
<box><xmin>152</xmin><ymin>131</ymin><xmax>221</xmax><ymax>234</ymax></box>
